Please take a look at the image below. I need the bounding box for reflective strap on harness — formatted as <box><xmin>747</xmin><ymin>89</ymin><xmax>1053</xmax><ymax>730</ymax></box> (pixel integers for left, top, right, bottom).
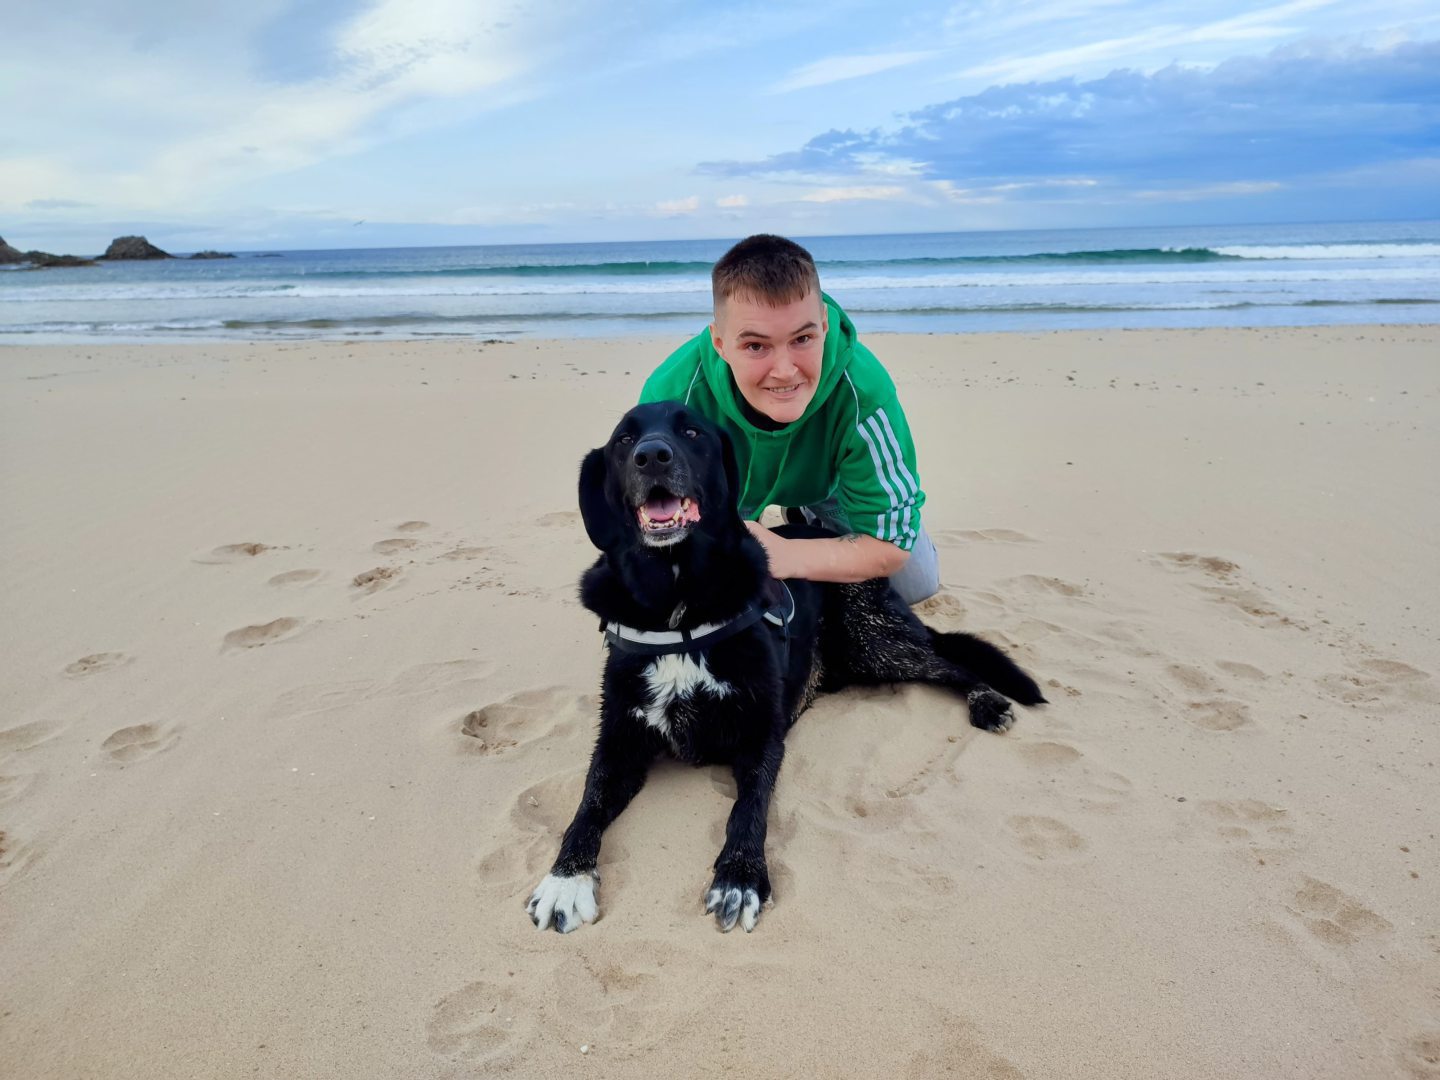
<box><xmin>600</xmin><ymin>580</ymin><xmax>796</xmax><ymax>660</ymax></box>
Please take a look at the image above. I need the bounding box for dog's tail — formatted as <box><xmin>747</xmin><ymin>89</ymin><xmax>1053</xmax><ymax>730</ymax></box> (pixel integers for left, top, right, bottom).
<box><xmin>927</xmin><ymin>629</ymin><xmax>1048</xmax><ymax>706</ymax></box>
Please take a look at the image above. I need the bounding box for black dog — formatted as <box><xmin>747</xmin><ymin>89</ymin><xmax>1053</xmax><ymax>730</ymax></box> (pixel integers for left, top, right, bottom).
<box><xmin>527</xmin><ymin>401</ymin><xmax>1045</xmax><ymax>934</ymax></box>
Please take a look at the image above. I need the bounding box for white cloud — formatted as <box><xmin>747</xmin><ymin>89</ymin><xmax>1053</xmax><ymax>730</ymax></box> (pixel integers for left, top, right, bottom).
<box><xmin>1134</xmin><ymin>180</ymin><xmax>1285</xmax><ymax>200</ymax></box>
<box><xmin>953</xmin><ymin>0</ymin><xmax>1341</xmax><ymax>83</ymax></box>
<box><xmin>0</xmin><ymin>0</ymin><xmax>582</xmax><ymax>218</ymax></box>
<box><xmin>770</xmin><ymin>50</ymin><xmax>940</xmax><ymax>93</ymax></box>
<box><xmin>655</xmin><ymin>196</ymin><xmax>702</xmax><ymax>214</ymax></box>
<box><xmin>800</xmin><ymin>186</ymin><xmax>909</xmax><ymax>203</ymax></box>
<box><xmin>716</xmin><ymin>195</ymin><xmax>750</xmax><ymax>207</ymax></box>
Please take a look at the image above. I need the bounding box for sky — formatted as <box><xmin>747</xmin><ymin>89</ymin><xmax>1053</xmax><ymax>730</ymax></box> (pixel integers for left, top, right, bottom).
<box><xmin>2</xmin><ymin>0</ymin><xmax>1438</xmax><ymax>253</ymax></box>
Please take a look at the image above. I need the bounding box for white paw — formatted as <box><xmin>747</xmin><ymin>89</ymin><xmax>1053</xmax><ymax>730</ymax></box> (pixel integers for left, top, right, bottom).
<box><xmin>705</xmin><ymin>885</ymin><xmax>763</xmax><ymax>933</ymax></box>
<box><xmin>527</xmin><ymin>871</ymin><xmax>599</xmax><ymax>933</ymax></box>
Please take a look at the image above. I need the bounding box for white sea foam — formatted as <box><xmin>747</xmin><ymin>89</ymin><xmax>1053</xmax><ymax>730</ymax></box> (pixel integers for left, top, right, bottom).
<box><xmin>5</xmin><ymin>265</ymin><xmax>1439</xmax><ymax>304</ymax></box>
<box><xmin>1213</xmin><ymin>243</ymin><xmax>1440</xmax><ymax>260</ymax></box>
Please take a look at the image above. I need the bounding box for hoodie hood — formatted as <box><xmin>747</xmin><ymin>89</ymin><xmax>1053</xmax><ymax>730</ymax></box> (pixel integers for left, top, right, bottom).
<box><xmin>700</xmin><ymin>292</ymin><xmax>856</xmax><ymax>439</ymax></box>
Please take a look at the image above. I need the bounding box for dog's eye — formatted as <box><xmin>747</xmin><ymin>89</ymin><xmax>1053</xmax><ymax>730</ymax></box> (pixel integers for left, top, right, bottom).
<box><xmin>683</xmin><ymin>427</ymin><xmax>699</xmax><ymax>439</ymax></box>
<box><xmin>618</xmin><ymin>434</ymin><xmax>633</xmax><ymax>446</ymax></box>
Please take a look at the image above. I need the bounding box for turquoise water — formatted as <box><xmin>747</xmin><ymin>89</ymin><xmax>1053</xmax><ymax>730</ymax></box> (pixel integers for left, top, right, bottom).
<box><xmin>2</xmin><ymin>221</ymin><xmax>1437</xmax><ymax>342</ymax></box>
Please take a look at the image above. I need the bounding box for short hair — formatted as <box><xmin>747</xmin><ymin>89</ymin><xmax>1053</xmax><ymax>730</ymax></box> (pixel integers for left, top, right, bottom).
<box><xmin>712</xmin><ymin>234</ymin><xmax>821</xmax><ymax>310</ymax></box>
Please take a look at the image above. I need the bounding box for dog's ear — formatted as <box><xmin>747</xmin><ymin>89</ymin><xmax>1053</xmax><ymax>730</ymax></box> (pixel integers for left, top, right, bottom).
<box><xmin>578</xmin><ymin>447</ymin><xmax>622</xmax><ymax>552</ymax></box>
<box><xmin>716</xmin><ymin>427</ymin><xmax>741</xmax><ymax>507</ymax></box>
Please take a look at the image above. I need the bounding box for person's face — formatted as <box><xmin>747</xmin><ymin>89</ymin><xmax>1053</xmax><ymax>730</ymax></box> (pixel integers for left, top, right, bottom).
<box><xmin>711</xmin><ymin>289</ymin><xmax>827</xmax><ymax>424</ymax></box>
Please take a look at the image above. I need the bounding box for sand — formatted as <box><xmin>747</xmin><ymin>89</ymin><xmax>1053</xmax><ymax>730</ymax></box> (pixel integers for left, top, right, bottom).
<box><xmin>2</xmin><ymin>326</ymin><xmax>1438</xmax><ymax>1079</ymax></box>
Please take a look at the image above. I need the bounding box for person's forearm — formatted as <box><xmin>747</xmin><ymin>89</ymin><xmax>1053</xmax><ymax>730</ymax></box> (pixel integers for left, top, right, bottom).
<box><xmin>777</xmin><ymin>532</ymin><xmax>908</xmax><ymax>583</ymax></box>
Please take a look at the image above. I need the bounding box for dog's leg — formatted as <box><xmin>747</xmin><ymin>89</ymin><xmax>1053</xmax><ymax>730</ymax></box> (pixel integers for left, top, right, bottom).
<box><xmin>705</xmin><ymin>736</ymin><xmax>784</xmax><ymax>933</ymax></box>
<box><xmin>822</xmin><ymin>581</ymin><xmax>1027</xmax><ymax>732</ymax></box>
<box><xmin>528</xmin><ymin>730</ymin><xmax>653</xmax><ymax>934</ymax></box>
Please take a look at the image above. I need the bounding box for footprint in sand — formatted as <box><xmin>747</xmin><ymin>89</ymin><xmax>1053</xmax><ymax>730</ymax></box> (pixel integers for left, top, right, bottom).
<box><xmin>1216</xmin><ymin>660</ymin><xmax>1268</xmax><ymax>682</ymax></box>
<box><xmin>427</xmin><ymin>979</ymin><xmax>535</xmax><ymax>1069</ymax></box>
<box><xmin>1004</xmin><ymin>574</ymin><xmax>1088</xmax><ymax>598</ymax></box>
<box><xmin>936</xmin><ymin>528</ymin><xmax>1038</xmax><ymax>544</ymax></box>
<box><xmin>0</xmin><ymin>828</ymin><xmax>41</xmax><ymax>888</ymax></box>
<box><xmin>1395</xmin><ymin>1033</ymin><xmax>1440</xmax><ymax>1078</ymax></box>
<box><xmin>395</xmin><ymin>520</ymin><xmax>430</xmax><ymax>532</ymax></box>
<box><xmin>535</xmin><ymin>511</ymin><xmax>581</xmax><ymax>528</ymax></box>
<box><xmin>911</xmin><ymin>592</ymin><xmax>967</xmax><ymax>626</ymax></box>
<box><xmin>63</xmin><ymin>652</ymin><xmax>131</xmax><ymax>677</ymax></box>
<box><xmin>904</xmin><ymin>1019</ymin><xmax>1025</xmax><ymax>1080</ymax></box>
<box><xmin>1317</xmin><ymin>656</ymin><xmax>1434</xmax><ymax>709</ymax></box>
<box><xmin>1044</xmin><ymin>677</ymin><xmax>1083</xmax><ymax>699</ymax></box>
<box><xmin>456</xmin><ymin>688</ymin><xmax>595</xmax><ymax>756</ymax></box>
<box><xmin>440</xmin><ymin>545</ymin><xmax>491</xmax><ymax>561</ymax></box>
<box><xmin>268</xmin><ymin>568</ymin><xmax>324</xmax><ymax>587</ymax></box>
<box><xmin>1165</xmin><ymin>663</ymin><xmax>1218</xmax><ymax>694</ymax></box>
<box><xmin>1016</xmin><ymin>740</ymin><xmax>1082</xmax><ymax>767</ymax></box>
<box><xmin>1197</xmin><ymin>799</ymin><xmax>1299</xmax><ymax>863</ymax></box>
<box><xmin>351</xmin><ymin>566</ymin><xmax>402</xmax><ymax>594</ymax></box>
<box><xmin>1162</xmin><ymin>664</ymin><xmax>1253</xmax><ymax>731</ymax></box>
<box><xmin>1155</xmin><ymin>552</ymin><xmax>1303</xmax><ymax>629</ymax></box>
<box><xmin>0</xmin><ymin>720</ymin><xmax>64</xmax><ymax>753</ymax></box>
<box><xmin>474</xmin><ymin>772</ymin><xmax>588</xmax><ymax>890</ymax></box>
<box><xmin>1185</xmin><ymin>699</ymin><xmax>1252</xmax><ymax>731</ymax></box>
<box><xmin>373</xmin><ymin>538</ymin><xmax>419</xmax><ymax>555</ymax></box>
<box><xmin>100</xmin><ymin>723</ymin><xmax>180</xmax><ymax>763</ymax></box>
<box><xmin>0</xmin><ymin>773</ymin><xmax>39</xmax><ymax>806</ymax></box>
<box><xmin>193</xmin><ymin>542</ymin><xmax>285</xmax><ymax>565</ymax></box>
<box><xmin>221</xmin><ymin>617</ymin><xmax>304</xmax><ymax>651</ymax></box>
<box><xmin>1008</xmin><ymin>814</ymin><xmax>1087</xmax><ymax>860</ymax></box>
<box><xmin>1287</xmin><ymin>874</ymin><xmax>1392</xmax><ymax>948</ymax></box>
<box><xmin>428</xmin><ymin>945</ymin><xmax>687</xmax><ymax>1066</ymax></box>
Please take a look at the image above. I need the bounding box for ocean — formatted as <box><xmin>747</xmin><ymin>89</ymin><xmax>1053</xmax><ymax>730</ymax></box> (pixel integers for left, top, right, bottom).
<box><xmin>2</xmin><ymin>220</ymin><xmax>1438</xmax><ymax>343</ymax></box>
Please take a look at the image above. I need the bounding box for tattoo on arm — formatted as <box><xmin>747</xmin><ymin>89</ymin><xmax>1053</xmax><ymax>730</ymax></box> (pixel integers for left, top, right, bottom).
<box><xmin>838</xmin><ymin>533</ymin><xmax>861</xmax><ymax>545</ymax></box>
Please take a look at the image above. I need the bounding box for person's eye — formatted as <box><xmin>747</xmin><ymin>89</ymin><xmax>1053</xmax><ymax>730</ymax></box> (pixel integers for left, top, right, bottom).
<box><xmin>745</xmin><ymin>342</ymin><xmax>767</xmax><ymax>354</ymax></box>
<box><xmin>794</xmin><ymin>334</ymin><xmax>813</xmax><ymax>346</ymax></box>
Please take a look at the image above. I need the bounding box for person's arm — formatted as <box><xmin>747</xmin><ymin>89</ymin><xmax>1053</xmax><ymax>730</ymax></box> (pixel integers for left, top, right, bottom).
<box><xmin>745</xmin><ymin>522</ymin><xmax>908</xmax><ymax>582</ymax></box>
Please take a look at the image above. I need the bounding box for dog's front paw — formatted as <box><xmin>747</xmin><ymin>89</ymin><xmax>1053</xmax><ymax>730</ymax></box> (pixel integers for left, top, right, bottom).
<box><xmin>966</xmin><ymin>688</ymin><xmax>1016</xmax><ymax>732</ymax></box>
<box><xmin>527</xmin><ymin>870</ymin><xmax>599</xmax><ymax>933</ymax></box>
<box><xmin>704</xmin><ymin>858</ymin><xmax>770</xmax><ymax>933</ymax></box>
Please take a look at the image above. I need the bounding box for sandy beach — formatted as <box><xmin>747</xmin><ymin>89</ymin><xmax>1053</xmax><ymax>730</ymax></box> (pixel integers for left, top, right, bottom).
<box><xmin>2</xmin><ymin>326</ymin><xmax>1438</xmax><ymax>1078</ymax></box>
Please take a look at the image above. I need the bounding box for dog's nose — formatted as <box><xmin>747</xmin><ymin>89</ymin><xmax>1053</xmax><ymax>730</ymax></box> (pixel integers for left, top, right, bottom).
<box><xmin>632</xmin><ymin>436</ymin><xmax>674</xmax><ymax>474</ymax></box>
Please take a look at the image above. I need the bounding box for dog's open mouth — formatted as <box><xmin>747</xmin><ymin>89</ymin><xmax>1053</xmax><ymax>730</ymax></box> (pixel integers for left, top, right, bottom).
<box><xmin>636</xmin><ymin>487</ymin><xmax>701</xmax><ymax>541</ymax></box>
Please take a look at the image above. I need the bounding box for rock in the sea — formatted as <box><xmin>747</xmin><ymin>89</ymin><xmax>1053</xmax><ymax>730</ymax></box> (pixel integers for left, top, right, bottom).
<box><xmin>0</xmin><ymin>236</ymin><xmax>26</xmax><ymax>263</ymax></box>
<box><xmin>24</xmin><ymin>251</ymin><xmax>98</xmax><ymax>268</ymax></box>
<box><xmin>101</xmin><ymin>235</ymin><xmax>172</xmax><ymax>260</ymax></box>
<box><xmin>188</xmin><ymin>250</ymin><xmax>235</xmax><ymax>259</ymax></box>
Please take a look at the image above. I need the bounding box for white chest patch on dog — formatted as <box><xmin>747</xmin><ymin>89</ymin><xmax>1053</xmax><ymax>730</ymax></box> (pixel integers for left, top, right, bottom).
<box><xmin>639</xmin><ymin>653</ymin><xmax>733</xmax><ymax>739</ymax></box>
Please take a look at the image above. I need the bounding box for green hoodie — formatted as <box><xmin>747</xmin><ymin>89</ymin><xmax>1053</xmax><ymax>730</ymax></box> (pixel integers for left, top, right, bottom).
<box><xmin>639</xmin><ymin>294</ymin><xmax>925</xmax><ymax>551</ymax></box>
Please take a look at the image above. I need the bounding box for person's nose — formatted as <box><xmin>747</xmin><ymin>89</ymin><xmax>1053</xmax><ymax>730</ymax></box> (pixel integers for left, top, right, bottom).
<box><xmin>770</xmin><ymin>348</ymin><xmax>800</xmax><ymax>380</ymax></box>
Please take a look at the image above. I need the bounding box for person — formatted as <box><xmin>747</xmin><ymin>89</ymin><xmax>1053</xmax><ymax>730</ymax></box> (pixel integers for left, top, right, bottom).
<box><xmin>639</xmin><ymin>234</ymin><xmax>940</xmax><ymax>605</ymax></box>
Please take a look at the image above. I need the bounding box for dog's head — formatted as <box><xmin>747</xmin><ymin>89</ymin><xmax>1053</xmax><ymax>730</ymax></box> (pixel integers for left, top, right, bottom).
<box><xmin>578</xmin><ymin>402</ymin><xmax>741</xmax><ymax>553</ymax></box>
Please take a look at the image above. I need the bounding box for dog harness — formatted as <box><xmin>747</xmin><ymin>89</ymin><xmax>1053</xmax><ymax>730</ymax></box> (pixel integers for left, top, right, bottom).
<box><xmin>601</xmin><ymin>580</ymin><xmax>795</xmax><ymax>664</ymax></box>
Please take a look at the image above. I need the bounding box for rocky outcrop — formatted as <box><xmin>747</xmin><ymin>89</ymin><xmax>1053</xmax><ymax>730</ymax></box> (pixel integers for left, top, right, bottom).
<box><xmin>0</xmin><ymin>237</ymin><xmax>97</xmax><ymax>268</ymax></box>
<box><xmin>101</xmin><ymin>235</ymin><xmax>172</xmax><ymax>260</ymax></box>
<box><xmin>24</xmin><ymin>251</ymin><xmax>98</xmax><ymax>268</ymax></box>
<box><xmin>188</xmin><ymin>250</ymin><xmax>235</xmax><ymax>259</ymax></box>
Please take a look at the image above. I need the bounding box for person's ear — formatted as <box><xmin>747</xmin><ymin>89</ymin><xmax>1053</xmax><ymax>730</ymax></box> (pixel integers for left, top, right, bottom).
<box><xmin>577</xmin><ymin>448</ymin><xmax>622</xmax><ymax>552</ymax></box>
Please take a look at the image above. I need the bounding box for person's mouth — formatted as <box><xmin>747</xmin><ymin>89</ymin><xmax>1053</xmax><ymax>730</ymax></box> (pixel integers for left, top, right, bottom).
<box><xmin>763</xmin><ymin>383</ymin><xmax>803</xmax><ymax>397</ymax></box>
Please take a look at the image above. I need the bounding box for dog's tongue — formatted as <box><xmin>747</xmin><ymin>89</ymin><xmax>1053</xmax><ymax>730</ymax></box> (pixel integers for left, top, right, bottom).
<box><xmin>644</xmin><ymin>494</ymin><xmax>682</xmax><ymax>522</ymax></box>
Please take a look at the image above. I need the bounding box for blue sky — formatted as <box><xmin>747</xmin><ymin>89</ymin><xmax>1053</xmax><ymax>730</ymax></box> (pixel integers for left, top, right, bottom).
<box><xmin>2</xmin><ymin>0</ymin><xmax>1437</xmax><ymax>252</ymax></box>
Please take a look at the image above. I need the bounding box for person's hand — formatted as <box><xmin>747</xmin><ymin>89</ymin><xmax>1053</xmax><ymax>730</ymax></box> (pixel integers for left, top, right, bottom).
<box><xmin>744</xmin><ymin>520</ymin><xmax>800</xmax><ymax>579</ymax></box>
